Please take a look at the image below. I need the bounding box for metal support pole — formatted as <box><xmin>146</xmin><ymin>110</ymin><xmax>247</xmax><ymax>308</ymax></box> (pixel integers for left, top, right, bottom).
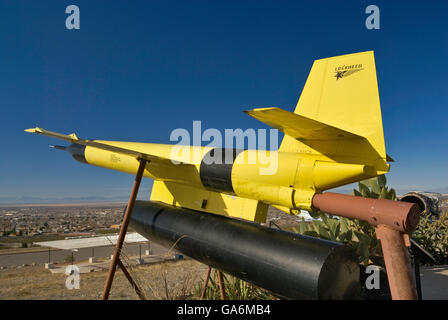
<box><xmin>217</xmin><ymin>270</ymin><xmax>226</xmax><ymax>300</ymax></box>
<box><xmin>117</xmin><ymin>259</ymin><xmax>146</xmax><ymax>300</ymax></box>
<box><xmin>312</xmin><ymin>192</ymin><xmax>420</xmax><ymax>300</ymax></box>
<box><xmin>375</xmin><ymin>225</ymin><xmax>418</xmax><ymax>300</ymax></box>
<box><xmin>102</xmin><ymin>159</ymin><xmax>147</xmax><ymax>300</ymax></box>
<box><xmin>200</xmin><ymin>266</ymin><xmax>212</xmax><ymax>299</ymax></box>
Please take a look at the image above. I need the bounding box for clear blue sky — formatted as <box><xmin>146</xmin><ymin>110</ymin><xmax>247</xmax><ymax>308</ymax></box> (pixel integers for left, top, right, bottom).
<box><xmin>0</xmin><ymin>0</ymin><xmax>447</xmax><ymax>203</ymax></box>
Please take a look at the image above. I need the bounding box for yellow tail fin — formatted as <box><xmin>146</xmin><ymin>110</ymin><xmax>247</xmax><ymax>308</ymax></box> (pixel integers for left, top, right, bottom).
<box><xmin>277</xmin><ymin>51</ymin><xmax>387</xmax><ymax>169</ymax></box>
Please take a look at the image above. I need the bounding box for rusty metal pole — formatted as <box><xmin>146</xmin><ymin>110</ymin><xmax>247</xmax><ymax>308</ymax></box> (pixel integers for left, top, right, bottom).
<box><xmin>375</xmin><ymin>225</ymin><xmax>417</xmax><ymax>300</ymax></box>
<box><xmin>102</xmin><ymin>159</ymin><xmax>147</xmax><ymax>300</ymax></box>
<box><xmin>200</xmin><ymin>266</ymin><xmax>212</xmax><ymax>299</ymax></box>
<box><xmin>117</xmin><ymin>259</ymin><xmax>146</xmax><ymax>300</ymax></box>
<box><xmin>217</xmin><ymin>270</ymin><xmax>227</xmax><ymax>300</ymax></box>
<box><xmin>312</xmin><ymin>193</ymin><xmax>420</xmax><ymax>233</ymax></box>
<box><xmin>312</xmin><ymin>192</ymin><xmax>420</xmax><ymax>300</ymax></box>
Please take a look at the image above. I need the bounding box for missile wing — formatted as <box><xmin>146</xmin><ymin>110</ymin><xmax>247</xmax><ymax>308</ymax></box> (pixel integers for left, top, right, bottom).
<box><xmin>24</xmin><ymin>128</ymin><xmax>269</xmax><ymax>222</ymax></box>
<box><xmin>24</xmin><ymin>127</ymin><xmax>193</xmax><ymax>166</ymax></box>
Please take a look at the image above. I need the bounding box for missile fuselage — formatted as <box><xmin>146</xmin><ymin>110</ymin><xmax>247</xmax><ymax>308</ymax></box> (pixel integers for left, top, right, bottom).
<box><xmin>68</xmin><ymin>142</ymin><xmax>379</xmax><ymax>211</ymax></box>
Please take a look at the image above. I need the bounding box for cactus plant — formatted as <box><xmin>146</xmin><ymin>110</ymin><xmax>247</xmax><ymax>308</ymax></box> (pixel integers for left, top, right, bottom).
<box><xmin>354</xmin><ymin>175</ymin><xmax>397</xmax><ymax>200</ymax></box>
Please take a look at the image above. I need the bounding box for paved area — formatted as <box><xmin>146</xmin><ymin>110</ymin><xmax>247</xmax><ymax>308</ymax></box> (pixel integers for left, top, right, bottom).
<box><xmin>0</xmin><ymin>242</ymin><xmax>167</xmax><ymax>267</ymax></box>
<box><xmin>421</xmin><ymin>265</ymin><xmax>448</xmax><ymax>300</ymax></box>
<box><xmin>48</xmin><ymin>253</ymin><xmax>182</xmax><ymax>274</ymax></box>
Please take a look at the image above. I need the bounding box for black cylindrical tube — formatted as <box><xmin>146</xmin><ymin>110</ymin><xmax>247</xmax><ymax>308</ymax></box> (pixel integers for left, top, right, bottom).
<box><xmin>130</xmin><ymin>200</ymin><xmax>360</xmax><ymax>299</ymax></box>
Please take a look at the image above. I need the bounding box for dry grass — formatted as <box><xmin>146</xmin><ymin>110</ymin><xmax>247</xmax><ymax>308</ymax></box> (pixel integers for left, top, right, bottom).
<box><xmin>0</xmin><ymin>258</ymin><xmax>208</xmax><ymax>300</ymax></box>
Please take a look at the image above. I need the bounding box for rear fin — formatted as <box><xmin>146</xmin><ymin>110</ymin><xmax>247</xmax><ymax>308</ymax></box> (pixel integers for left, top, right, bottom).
<box><xmin>273</xmin><ymin>51</ymin><xmax>387</xmax><ymax>166</ymax></box>
<box><xmin>244</xmin><ymin>107</ymin><xmax>363</xmax><ymax>140</ymax></box>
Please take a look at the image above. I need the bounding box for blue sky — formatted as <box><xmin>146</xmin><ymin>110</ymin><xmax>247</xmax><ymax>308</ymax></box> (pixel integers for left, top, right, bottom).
<box><xmin>0</xmin><ymin>0</ymin><xmax>447</xmax><ymax>203</ymax></box>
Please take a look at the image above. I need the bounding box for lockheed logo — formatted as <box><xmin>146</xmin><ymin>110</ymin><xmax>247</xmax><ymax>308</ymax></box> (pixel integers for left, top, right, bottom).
<box><xmin>334</xmin><ymin>64</ymin><xmax>363</xmax><ymax>80</ymax></box>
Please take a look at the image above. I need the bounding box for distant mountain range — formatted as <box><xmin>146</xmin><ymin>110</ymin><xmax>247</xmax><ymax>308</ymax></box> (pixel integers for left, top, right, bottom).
<box><xmin>1</xmin><ymin>187</ymin><xmax>447</xmax><ymax>205</ymax></box>
<box><xmin>332</xmin><ymin>186</ymin><xmax>448</xmax><ymax>196</ymax></box>
<box><xmin>0</xmin><ymin>195</ymin><xmax>130</xmax><ymax>205</ymax></box>
<box><xmin>428</xmin><ymin>187</ymin><xmax>448</xmax><ymax>194</ymax></box>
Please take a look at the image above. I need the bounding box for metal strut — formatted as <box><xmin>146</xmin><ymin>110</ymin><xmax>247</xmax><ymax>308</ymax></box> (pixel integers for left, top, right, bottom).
<box><xmin>102</xmin><ymin>159</ymin><xmax>147</xmax><ymax>300</ymax></box>
<box><xmin>217</xmin><ymin>270</ymin><xmax>227</xmax><ymax>300</ymax></box>
<box><xmin>375</xmin><ymin>226</ymin><xmax>417</xmax><ymax>300</ymax></box>
<box><xmin>200</xmin><ymin>266</ymin><xmax>227</xmax><ymax>300</ymax></box>
<box><xmin>200</xmin><ymin>267</ymin><xmax>212</xmax><ymax>299</ymax></box>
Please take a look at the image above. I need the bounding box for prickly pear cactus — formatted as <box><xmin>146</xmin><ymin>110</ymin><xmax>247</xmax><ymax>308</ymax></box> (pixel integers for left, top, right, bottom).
<box><xmin>353</xmin><ymin>174</ymin><xmax>397</xmax><ymax>200</ymax></box>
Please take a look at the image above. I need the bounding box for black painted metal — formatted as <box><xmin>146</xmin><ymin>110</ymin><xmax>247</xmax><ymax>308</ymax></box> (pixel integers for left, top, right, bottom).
<box><xmin>67</xmin><ymin>143</ymin><xmax>88</xmax><ymax>164</ymax></box>
<box><xmin>199</xmin><ymin>148</ymin><xmax>243</xmax><ymax>194</ymax></box>
<box><xmin>130</xmin><ymin>200</ymin><xmax>361</xmax><ymax>299</ymax></box>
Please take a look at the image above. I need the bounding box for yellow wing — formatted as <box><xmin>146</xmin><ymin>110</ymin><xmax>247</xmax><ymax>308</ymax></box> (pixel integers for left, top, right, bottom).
<box><xmin>25</xmin><ymin>127</ymin><xmax>268</xmax><ymax>222</ymax></box>
<box><xmin>244</xmin><ymin>107</ymin><xmax>363</xmax><ymax>140</ymax></box>
<box><xmin>24</xmin><ymin>127</ymin><xmax>193</xmax><ymax>166</ymax></box>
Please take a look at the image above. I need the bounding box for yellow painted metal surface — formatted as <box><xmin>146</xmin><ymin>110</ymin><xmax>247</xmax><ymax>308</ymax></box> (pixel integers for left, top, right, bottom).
<box><xmin>278</xmin><ymin>51</ymin><xmax>387</xmax><ymax>169</ymax></box>
<box><xmin>24</xmin><ymin>127</ymin><xmax>79</xmax><ymax>141</ymax></box>
<box><xmin>25</xmin><ymin>51</ymin><xmax>391</xmax><ymax>222</ymax></box>
<box><xmin>83</xmin><ymin>141</ymin><xmax>209</xmax><ymax>188</ymax></box>
<box><xmin>245</xmin><ymin>107</ymin><xmax>363</xmax><ymax>141</ymax></box>
<box><xmin>150</xmin><ymin>180</ymin><xmax>268</xmax><ymax>223</ymax></box>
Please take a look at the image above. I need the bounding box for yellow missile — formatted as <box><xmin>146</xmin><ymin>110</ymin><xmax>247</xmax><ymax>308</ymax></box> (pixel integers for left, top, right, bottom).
<box><xmin>25</xmin><ymin>51</ymin><xmax>392</xmax><ymax>223</ymax></box>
